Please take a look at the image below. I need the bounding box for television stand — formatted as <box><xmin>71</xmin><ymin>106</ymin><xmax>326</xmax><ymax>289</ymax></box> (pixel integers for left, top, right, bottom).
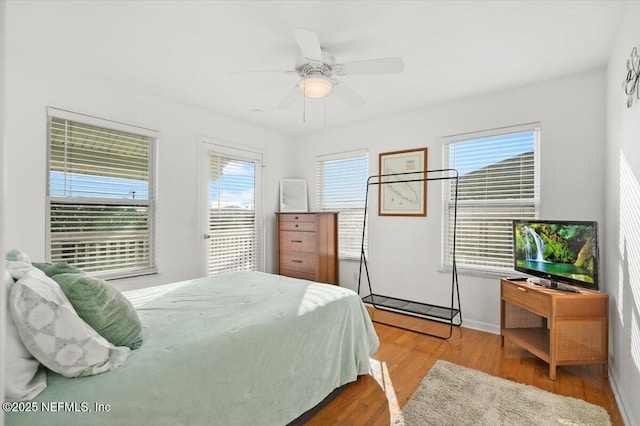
<box><xmin>500</xmin><ymin>278</ymin><xmax>608</xmax><ymax>380</ymax></box>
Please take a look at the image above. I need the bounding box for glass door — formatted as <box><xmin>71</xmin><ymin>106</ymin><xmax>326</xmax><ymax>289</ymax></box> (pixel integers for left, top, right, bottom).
<box><xmin>202</xmin><ymin>144</ymin><xmax>263</xmax><ymax>275</ymax></box>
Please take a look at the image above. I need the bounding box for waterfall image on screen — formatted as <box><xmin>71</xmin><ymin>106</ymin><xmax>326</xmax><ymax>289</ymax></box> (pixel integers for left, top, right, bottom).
<box><xmin>513</xmin><ymin>220</ymin><xmax>599</xmax><ymax>290</ymax></box>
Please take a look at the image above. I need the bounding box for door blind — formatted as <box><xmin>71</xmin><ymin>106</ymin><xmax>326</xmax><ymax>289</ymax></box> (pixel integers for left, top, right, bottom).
<box><xmin>443</xmin><ymin>127</ymin><xmax>539</xmax><ymax>272</ymax></box>
<box><xmin>48</xmin><ymin>116</ymin><xmax>155</xmax><ymax>277</ymax></box>
<box><xmin>207</xmin><ymin>155</ymin><xmax>257</xmax><ymax>275</ymax></box>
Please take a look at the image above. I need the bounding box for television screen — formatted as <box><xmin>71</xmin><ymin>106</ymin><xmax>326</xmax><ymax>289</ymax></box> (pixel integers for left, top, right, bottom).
<box><xmin>512</xmin><ymin>220</ymin><xmax>599</xmax><ymax>291</ymax></box>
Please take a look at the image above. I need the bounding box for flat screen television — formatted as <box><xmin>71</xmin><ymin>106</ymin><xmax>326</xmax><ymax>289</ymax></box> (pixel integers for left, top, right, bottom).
<box><xmin>512</xmin><ymin>219</ymin><xmax>599</xmax><ymax>291</ymax></box>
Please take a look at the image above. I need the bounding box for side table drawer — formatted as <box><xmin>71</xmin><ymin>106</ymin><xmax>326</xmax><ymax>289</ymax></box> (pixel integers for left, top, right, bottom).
<box><xmin>502</xmin><ymin>281</ymin><xmax>551</xmax><ymax>317</ymax></box>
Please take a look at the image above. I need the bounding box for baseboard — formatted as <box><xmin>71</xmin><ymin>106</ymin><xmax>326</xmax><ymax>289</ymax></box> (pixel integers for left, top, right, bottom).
<box><xmin>460</xmin><ymin>318</ymin><xmax>500</xmax><ymax>335</ymax></box>
<box><xmin>607</xmin><ymin>362</ymin><xmax>635</xmax><ymax>426</ymax></box>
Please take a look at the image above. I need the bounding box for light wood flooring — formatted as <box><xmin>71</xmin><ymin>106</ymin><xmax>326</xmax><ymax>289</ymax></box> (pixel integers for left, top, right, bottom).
<box><xmin>307</xmin><ymin>307</ymin><xmax>624</xmax><ymax>425</ymax></box>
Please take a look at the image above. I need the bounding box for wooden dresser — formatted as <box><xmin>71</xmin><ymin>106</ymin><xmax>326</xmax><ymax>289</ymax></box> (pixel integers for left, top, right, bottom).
<box><xmin>276</xmin><ymin>212</ymin><xmax>338</xmax><ymax>284</ymax></box>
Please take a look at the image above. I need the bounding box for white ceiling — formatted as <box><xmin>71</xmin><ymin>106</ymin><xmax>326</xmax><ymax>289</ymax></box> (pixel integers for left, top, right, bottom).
<box><xmin>9</xmin><ymin>1</ymin><xmax>629</xmax><ymax>136</ymax></box>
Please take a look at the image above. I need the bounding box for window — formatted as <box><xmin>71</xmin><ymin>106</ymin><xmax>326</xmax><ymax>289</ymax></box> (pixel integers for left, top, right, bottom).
<box><xmin>47</xmin><ymin>108</ymin><xmax>157</xmax><ymax>278</ymax></box>
<box><xmin>316</xmin><ymin>151</ymin><xmax>368</xmax><ymax>260</ymax></box>
<box><xmin>442</xmin><ymin>124</ymin><xmax>539</xmax><ymax>274</ymax></box>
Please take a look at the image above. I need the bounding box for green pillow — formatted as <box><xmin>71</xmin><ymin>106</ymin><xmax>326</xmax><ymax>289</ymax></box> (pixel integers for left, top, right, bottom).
<box><xmin>50</xmin><ymin>273</ymin><xmax>144</xmax><ymax>350</ymax></box>
<box><xmin>33</xmin><ymin>262</ymin><xmax>83</xmax><ymax>277</ymax></box>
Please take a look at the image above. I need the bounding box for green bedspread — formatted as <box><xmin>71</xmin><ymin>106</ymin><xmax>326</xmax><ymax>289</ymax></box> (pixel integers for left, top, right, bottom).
<box><xmin>5</xmin><ymin>271</ymin><xmax>379</xmax><ymax>426</ymax></box>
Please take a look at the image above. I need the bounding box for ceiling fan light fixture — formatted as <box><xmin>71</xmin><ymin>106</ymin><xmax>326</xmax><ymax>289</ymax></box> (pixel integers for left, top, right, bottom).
<box><xmin>299</xmin><ymin>76</ymin><xmax>333</xmax><ymax>98</ymax></box>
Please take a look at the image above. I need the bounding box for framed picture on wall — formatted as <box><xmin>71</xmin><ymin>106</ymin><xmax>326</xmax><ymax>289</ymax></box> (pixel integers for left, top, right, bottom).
<box><xmin>378</xmin><ymin>147</ymin><xmax>428</xmax><ymax>216</ymax></box>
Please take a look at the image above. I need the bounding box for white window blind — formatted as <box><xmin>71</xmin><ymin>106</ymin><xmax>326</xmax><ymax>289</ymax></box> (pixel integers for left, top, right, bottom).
<box><xmin>47</xmin><ymin>112</ymin><xmax>156</xmax><ymax>278</ymax></box>
<box><xmin>207</xmin><ymin>154</ymin><xmax>258</xmax><ymax>275</ymax></box>
<box><xmin>316</xmin><ymin>152</ymin><xmax>368</xmax><ymax>260</ymax></box>
<box><xmin>443</xmin><ymin>125</ymin><xmax>539</xmax><ymax>274</ymax></box>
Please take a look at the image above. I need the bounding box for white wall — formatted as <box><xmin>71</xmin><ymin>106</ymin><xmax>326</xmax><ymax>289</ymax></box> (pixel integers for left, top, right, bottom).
<box><xmin>4</xmin><ymin>39</ymin><xmax>294</xmax><ymax>292</ymax></box>
<box><xmin>605</xmin><ymin>2</ymin><xmax>640</xmax><ymax>424</ymax></box>
<box><xmin>294</xmin><ymin>69</ymin><xmax>606</xmax><ymax>333</ymax></box>
<box><xmin>1</xmin><ymin>0</ymin><xmax>7</xmax><ymax>422</ymax></box>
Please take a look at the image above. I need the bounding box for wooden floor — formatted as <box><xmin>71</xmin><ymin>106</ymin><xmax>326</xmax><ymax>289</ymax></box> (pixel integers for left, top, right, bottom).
<box><xmin>307</xmin><ymin>308</ymin><xmax>624</xmax><ymax>425</ymax></box>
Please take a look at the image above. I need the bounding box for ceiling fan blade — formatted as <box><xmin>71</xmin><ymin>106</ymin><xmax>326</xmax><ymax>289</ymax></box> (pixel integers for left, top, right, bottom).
<box><xmin>276</xmin><ymin>84</ymin><xmax>301</xmax><ymax>110</ymax></box>
<box><xmin>332</xmin><ymin>82</ymin><xmax>366</xmax><ymax>109</ymax></box>
<box><xmin>227</xmin><ymin>70</ymin><xmax>296</xmax><ymax>75</ymax></box>
<box><xmin>334</xmin><ymin>57</ymin><xmax>405</xmax><ymax>76</ymax></box>
<box><xmin>292</xmin><ymin>29</ymin><xmax>323</xmax><ymax>64</ymax></box>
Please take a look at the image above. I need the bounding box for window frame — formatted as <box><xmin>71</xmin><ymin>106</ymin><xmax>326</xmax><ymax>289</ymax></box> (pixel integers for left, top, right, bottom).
<box><xmin>315</xmin><ymin>149</ymin><xmax>369</xmax><ymax>261</ymax></box>
<box><xmin>45</xmin><ymin>107</ymin><xmax>158</xmax><ymax>279</ymax></box>
<box><xmin>441</xmin><ymin>123</ymin><xmax>540</xmax><ymax>277</ymax></box>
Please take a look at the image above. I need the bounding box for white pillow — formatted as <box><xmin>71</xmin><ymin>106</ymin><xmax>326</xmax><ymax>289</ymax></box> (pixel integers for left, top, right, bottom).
<box><xmin>3</xmin><ymin>269</ymin><xmax>47</xmax><ymax>401</ymax></box>
<box><xmin>8</xmin><ymin>263</ymin><xmax>130</xmax><ymax>378</ymax></box>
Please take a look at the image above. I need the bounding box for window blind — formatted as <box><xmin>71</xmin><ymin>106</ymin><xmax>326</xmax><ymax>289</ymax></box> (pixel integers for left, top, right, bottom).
<box><xmin>48</xmin><ymin>115</ymin><xmax>156</xmax><ymax>277</ymax></box>
<box><xmin>443</xmin><ymin>127</ymin><xmax>539</xmax><ymax>273</ymax></box>
<box><xmin>207</xmin><ymin>155</ymin><xmax>257</xmax><ymax>275</ymax></box>
<box><xmin>316</xmin><ymin>152</ymin><xmax>368</xmax><ymax>259</ymax></box>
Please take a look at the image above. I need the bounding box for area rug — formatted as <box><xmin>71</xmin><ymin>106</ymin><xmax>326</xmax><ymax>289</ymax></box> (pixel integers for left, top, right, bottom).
<box><xmin>392</xmin><ymin>360</ymin><xmax>611</xmax><ymax>426</ymax></box>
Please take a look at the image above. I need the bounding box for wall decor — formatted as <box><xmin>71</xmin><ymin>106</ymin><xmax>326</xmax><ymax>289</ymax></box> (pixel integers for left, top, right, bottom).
<box><xmin>624</xmin><ymin>46</ymin><xmax>640</xmax><ymax>108</ymax></box>
<box><xmin>378</xmin><ymin>148</ymin><xmax>428</xmax><ymax>216</ymax></box>
<box><xmin>279</xmin><ymin>179</ymin><xmax>308</xmax><ymax>212</ymax></box>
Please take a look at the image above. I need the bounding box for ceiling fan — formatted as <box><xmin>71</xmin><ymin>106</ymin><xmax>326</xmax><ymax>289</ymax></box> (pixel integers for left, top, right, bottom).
<box><xmin>276</xmin><ymin>29</ymin><xmax>405</xmax><ymax>110</ymax></box>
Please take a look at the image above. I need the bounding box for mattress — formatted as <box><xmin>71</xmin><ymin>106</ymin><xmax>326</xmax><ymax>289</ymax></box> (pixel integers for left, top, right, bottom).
<box><xmin>5</xmin><ymin>271</ymin><xmax>379</xmax><ymax>425</ymax></box>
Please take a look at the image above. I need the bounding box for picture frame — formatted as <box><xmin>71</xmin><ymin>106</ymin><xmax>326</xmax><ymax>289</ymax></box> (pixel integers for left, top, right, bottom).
<box><xmin>378</xmin><ymin>148</ymin><xmax>428</xmax><ymax>216</ymax></box>
<box><xmin>279</xmin><ymin>179</ymin><xmax>308</xmax><ymax>212</ymax></box>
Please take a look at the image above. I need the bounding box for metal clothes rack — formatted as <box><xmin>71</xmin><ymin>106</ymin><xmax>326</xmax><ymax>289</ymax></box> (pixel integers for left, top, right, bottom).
<box><xmin>357</xmin><ymin>168</ymin><xmax>462</xmax><ymax>339</ymax></box>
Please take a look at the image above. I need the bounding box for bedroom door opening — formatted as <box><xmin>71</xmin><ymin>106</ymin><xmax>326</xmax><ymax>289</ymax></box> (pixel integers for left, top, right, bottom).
<box><xmin>200</xmin><ymin>142</ymin><xmax>264</xmax><ymax>276</ymax></box>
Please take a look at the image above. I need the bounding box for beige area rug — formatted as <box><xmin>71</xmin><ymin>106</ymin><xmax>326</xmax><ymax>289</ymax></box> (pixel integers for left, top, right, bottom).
<box><xmin>392</xmin><ymin>360</ymin><xmax>611</xmax><ymax>426</ymax></box>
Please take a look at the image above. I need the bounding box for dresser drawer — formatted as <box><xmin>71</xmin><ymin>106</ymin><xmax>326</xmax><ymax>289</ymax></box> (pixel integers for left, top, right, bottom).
<box><xmin>279</xmin><ymin>213</ymin><xmax>316</xmax><ymax>223</ymax></box>
<box><xmin>279</xmin><ymin>251</ymin><xmax>318</xmax><ymax>274</ymax></box>
<box><xmin>279</xmin><ymin>230</ymin><xmax>317</xmax><ymax>253</ymax></box>
<box><xmin>502</xmin><ymin>281</ymin><xmax>551</xmax><ymax>317</ymax></box>
<box><xmin>278</xmin><ymin>214</ymin><xmax>317</xmax><ymax>231</ymax></box>
<box><xmin>280</xmin><ymin>269</ymin><xmax>316</xmax><ymax>281</ymax></box>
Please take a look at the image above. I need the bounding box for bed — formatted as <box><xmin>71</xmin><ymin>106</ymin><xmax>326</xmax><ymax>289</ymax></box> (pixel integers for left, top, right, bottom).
<box><xmin>5</xmin><ymin>270</ymin><xmax>379</xmax><ymax>426</ymax></box>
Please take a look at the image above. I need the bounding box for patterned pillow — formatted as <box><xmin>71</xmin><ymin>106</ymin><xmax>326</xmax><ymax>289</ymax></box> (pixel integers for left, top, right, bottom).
<box><xmin>3</xmin><ymin>270</ymin><xmax>47</xmax><ymax>400</ymax></box>
<box><xmin>8</xmin><ymin>266</ymin><xmax>130</xmax><ymax>378</ymax></box>
<box><xmin>6</xmin><ymin>249</ymin><xmax>33</xmax><ymax>280</ymax></box>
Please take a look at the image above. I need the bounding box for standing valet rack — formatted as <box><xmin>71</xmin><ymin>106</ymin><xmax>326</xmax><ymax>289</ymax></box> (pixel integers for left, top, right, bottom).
<box><xmin>358</xmin><ymin>169</ymin><xmax>462</xmax><ymax>339</ymax></box>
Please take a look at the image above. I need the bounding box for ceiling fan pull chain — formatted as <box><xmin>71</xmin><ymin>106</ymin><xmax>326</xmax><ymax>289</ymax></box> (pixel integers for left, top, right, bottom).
<box><xmin>324</xmin><ymin>96</ymin><xmax>327</xmax><ymax>128</ymax></box>
<box><xmin>302</xmin><ymin>79</ymin><xmax>306</xmax><ymax>123</ymax></box>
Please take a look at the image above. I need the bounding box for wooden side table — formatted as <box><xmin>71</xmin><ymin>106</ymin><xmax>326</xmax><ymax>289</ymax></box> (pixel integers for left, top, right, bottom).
<box><xmin>500</xmin><ymin>278</ymin><xmax>608</xmax><ymax>380</ymax></box>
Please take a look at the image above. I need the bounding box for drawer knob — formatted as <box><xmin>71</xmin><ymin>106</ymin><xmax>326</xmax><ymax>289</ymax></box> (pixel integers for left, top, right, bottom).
<box><xmin>518</xmin><ymin>287</ymin><xmax>527</xmax><ymax>292</ymax></box>
<box><xmin>295</xmin><ymin>224</ymin><xmax>299</xmax><ymax>228</ymax></box>
<box><xmin>295</xmin><ymin>216</ymin><xmax>299</xmax><ymax>220</ymax></box>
